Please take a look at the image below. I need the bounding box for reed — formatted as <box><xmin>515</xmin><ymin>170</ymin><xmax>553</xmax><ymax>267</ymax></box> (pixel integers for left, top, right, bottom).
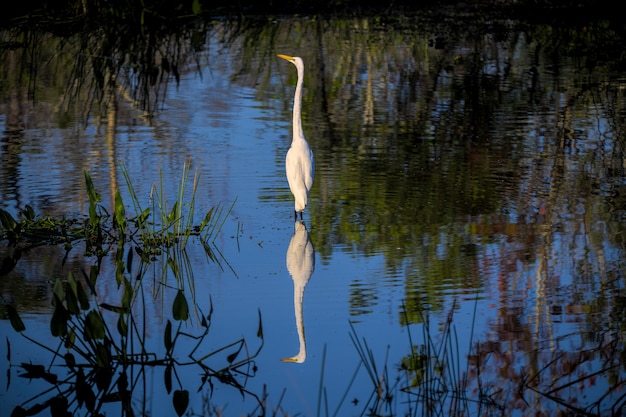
<box><xmin>119</xmin><ymin>161</ymin><xmax>226</xmax><ymax>253</ymax></box>
<box><xmin>309</xmin><ymin>299</ymin><xmax>502</xmax><ymax>417</ymax></box>
<box><xmin>1</xmin><ymin>165</ymin><xmax>232</xmax><ymax>264</ymax></box>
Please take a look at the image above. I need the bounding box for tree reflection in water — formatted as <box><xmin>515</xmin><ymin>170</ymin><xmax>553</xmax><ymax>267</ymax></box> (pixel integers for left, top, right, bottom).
<box><xmin>2</xmin><ymin>8</ymin><xmax>626</xmax><ymax>416</ymax></box>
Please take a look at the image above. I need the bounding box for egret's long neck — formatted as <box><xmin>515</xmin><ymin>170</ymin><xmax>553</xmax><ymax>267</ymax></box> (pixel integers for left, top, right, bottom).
<box><xmin>292</xmin><ymin>66</ymin><xmax>304</xmax><ymax>142</ymax></box>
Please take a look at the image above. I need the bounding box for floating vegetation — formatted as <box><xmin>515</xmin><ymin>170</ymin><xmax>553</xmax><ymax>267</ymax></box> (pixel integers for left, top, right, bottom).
<box><xmin>0</xmin><ymin>164</ymin><xmax>233</xmax><ymax>267</ymax></box>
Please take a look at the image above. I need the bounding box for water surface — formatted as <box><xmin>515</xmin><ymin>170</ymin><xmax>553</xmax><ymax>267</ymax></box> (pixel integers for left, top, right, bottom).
<box><xmin>1</xmin><ymin>14</ymin><xmax>626</xmax><ymax>416</ymax></box>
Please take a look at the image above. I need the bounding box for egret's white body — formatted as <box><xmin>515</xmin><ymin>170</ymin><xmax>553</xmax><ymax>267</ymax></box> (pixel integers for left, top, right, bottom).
<box><xmin>278</xmin><ymin>54</ymin><xmax>314</xmax><ymax>220</ymax></box>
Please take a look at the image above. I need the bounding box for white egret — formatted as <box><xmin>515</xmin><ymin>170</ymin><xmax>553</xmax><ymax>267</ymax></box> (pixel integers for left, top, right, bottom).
<box><xmin>277</xmin><ymin>54</ymin><xmax>315</xmax><ymax>221</ymax></box>
<box><xmin>282</xmin><ymin>220</ymin><xmax>315</xmax><ymax>363</ymax></box>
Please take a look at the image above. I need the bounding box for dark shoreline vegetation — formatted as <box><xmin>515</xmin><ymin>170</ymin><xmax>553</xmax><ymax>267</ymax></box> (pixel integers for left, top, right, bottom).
<box><xmin>2</xmin><ymin>1</ymin><xmax>626</xmax><ymax>416</ymax></box>
<box><xmin>2</xmin><ymin>0</ymin><xmax>626</xmax><ymax>27</ymax></box>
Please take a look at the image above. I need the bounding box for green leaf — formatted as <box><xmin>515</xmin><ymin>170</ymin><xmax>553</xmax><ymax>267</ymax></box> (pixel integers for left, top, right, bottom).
<box><xmin>65</xmin><ymin>274</ymin><xmax>80</xmax><ymax>315</ymax></box>
<box><xmin>76</xmin><ymin>368</ymin><xmax>96</xmax><ymax>411</ymax></box>
<box><xmin>0</xmin><ymin>208</ymin><xmax>18</xmax><ymax>232</ymax></box>
<box><xmin>84</xmin><ymin>310</ymin><xmax>105</xmax><ymax>340</ymax></box>
<box><xmin>164</xmin><ymin>365</ymin><xmax>172</xmax><ymax>394</ymax></box>
<box><xmin>52</xmin><ymin>279</ymin><xmax>64</xmax><ymax>307</ymax></box>
<box><xmin>115</xmin><ymin>246</ymin><xmax>125</xmax><ymax>285</ymax></box>
<box><xmin>99</xmin><ymin>303</ymin><xmax>125</xmax><ymax>314</ymax></box>
<box><xmin>84</xmin><ymin>170</ymin><xmax>101</xmax><ymax>226</ymax></box>
<box><xmin>76</xmin><ymin>280</ymin><xmax>90</xmax><ymax>310</ymax></box>
<box><xmin>50</xmin><ymin>301</ymin><xmax>68</xmax><ymax>337</ymax></box>
<box><xmin>172</xmin><ymin>290</ymin><xmax>189</xmax><ymax>321</ymax></box>
<box><xmin>117</xmin><ymin>313</ymin><xmax>127</xmax><ymax>336</ymax></box>
<box><xmin>7</xmin><ymin>305</ymin><xmax>25</xmax><ymax>332</ymax></box>
<box><xmin>164</xmin><ymin>320</ymin><xmax>172</xmax><ymax>354</ymax></box>
<box><xmin>121</xmin><ymin>278</ymin><xmax>133</xmax><ymax>311</ymax></box>
<box><xmin>65</xmin><ymin>328</ymin><xmax>76</xmax><ymax>349</ymax></box>
<box><xmin>23</xmin><ymin>204</ymin><xmax>35</xmax><ymax>220</ymax></box>
<box><xmin>137</xmin><ymin>207</ymin><xmax>151</xmax><ymax>228</ymax></box>
<box><xmin>94</xmin><ymin>367</ymin><xmax>113</xmax><ymax>392</ymax></box>
<box><xmin>173</xmin><ymin>390</ymin><xmax>189</xmax><ymax>417</ymax></box>
<box><xmin>64</xmin><ymin>352</ymin><xmax>76</xmax><ymax>369</ymax></box>
<box><xmin>65</xmin><ymin>285</ymin><xmax>80</xmax><ymax>315</ymax></box>
<box><xmin>114</xmin><ymin>189</ymin><xmax>126</xmax><ymax>233</ymax></box>
<box><xmin>168</xmin><ymin>201</ymin><xmax>179</xmax><ymax>224</ymax></box>
<box><xmin>115</xmin><ymin>265</ymin><xmax>124</xmax><ymax>285</ymax></box>
<box><xmin>94</xmin><ymin>341</ymin><xmax>111</xmax><ymax>367</ymax></box>
<box><xmin>199</xmin><ymin>207</ymin><xmax>214</xmax><ymax>231</ymax></box>
<box><xmin>86</xmin><ymin>265</ymin><xmax>99</xmax><ymax>295</ymax></box>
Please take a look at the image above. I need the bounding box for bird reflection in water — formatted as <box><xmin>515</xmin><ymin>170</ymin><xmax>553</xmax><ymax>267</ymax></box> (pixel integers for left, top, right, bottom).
<box><xmin>282</xmin><ymin>220</ymin><xmax>315</xmax><ymax>363</ymax></box>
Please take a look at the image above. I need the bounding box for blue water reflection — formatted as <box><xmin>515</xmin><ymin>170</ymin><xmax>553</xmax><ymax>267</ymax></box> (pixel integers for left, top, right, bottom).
<box><xmin>1</xmin><ymin>15</ymin><xmax>626</xmax><ymax>416</ymax></box>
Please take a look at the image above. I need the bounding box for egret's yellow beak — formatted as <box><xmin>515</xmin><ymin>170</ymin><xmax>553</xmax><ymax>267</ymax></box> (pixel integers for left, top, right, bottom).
<box><xmin>277</xmin><ymin>54</ymin><xmax>295</xmax><ymax>62</ymax></box>
<box><xmin>280</xmin><ymin>357</ymin><xmax>298</xmax><ymax>362</ymax></box>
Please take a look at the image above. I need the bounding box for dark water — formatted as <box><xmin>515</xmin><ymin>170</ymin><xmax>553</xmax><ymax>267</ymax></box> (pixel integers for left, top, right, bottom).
<box><xmin>1</xmin><ymin>14</ymin><xmax>626</xmax><ymax>416</ymax></box>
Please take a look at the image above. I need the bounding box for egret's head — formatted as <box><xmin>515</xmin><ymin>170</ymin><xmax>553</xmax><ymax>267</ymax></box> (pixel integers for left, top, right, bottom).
<box><xmin>277</xmin><ymin>54</ymin><xmax>304</xmax><ymax>70</ymax></box>
<box><xmin>277</xmin><ymin>53</ymin><xmax>294</xmax><ymax>62</ymax></box>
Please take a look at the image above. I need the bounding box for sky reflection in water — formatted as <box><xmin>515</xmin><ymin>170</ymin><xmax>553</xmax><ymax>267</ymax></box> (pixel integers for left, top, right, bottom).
<box><xmin>1</xmin><ymin>15</ymin><xmax>626</xmax><ymax>416</ymax></box>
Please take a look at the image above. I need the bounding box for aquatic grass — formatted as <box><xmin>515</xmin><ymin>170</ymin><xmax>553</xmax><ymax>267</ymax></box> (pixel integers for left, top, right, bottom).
<box><xmin>119</xmin><ymin>162</ymin><xmax>151</xmax><ymax>238</ymax></box>
<box><xmin>317</xmin><ymin>344</ymin><xmax>327</xmax><ymax>416</ymax></box>
<box><xmin>2</xmin><ymin>165</ymin><xmax>237</xmax><ymax>333</ymax></box>
<box><xmin>6</xmin><ymin>253</ymin><xmax>264</xmax><ymax>417</ymax></box>
<box><xmin>119</xmin><ymin>161</ymin><xmax>232</xmax><ymax>257</ymax></box>
<box><xmin>520</xmin><ymin>341</ymin><xmax>626</xmax><ymax>416</ymax></box>
<box><xmin>1</xmin><ymin>167</ymin><xmax>233</xmax><ymax>262</ymax></box>
<box><xmin>200</xmin><ymin>198</ymin><xmax>237</xmax><ymax>244</ymax></box>
<box><xmin>327</xmin><ymin>351</ymin><xmax>363</xmax><ymax>417</ymax></box>
<box><xmin>397</xmin><ymin>299</ymin><xmax>487</xmax><ymax>416</ymax></box>
<box><xmin>317</xmin><ymin>298</ymin><xmax>502</xmax><ymax>417</ymax></box>
<box><xmin>154</xmin><ymin>160</ymin><xmax>201</xmax><ymax>248</ymax></box>
<box><xmin>117</xmin><ymin>161</ymin><xmax>237</xmax><ymax>305</ymax></box>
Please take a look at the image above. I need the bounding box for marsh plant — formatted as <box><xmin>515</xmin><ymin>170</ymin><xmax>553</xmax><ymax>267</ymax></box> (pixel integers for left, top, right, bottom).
<box><xmin>331</xmin><ymin>302</ymin><xmax>498</xmax><ymax>417</ymax></box>
<box><xmin>2</xmin><ymin>165</ymin><xmax>265</xmax><ymax>416</ymax></box>
<box><xmin>6</xmin><ymin>268</ymin><xmax>264</xmax><ymax>417</ymax></box>
<box><xmin>1</xmin><ymin>163</ymin><xmax>232</xmax><ymax>265</ymax></box>
<box><xmin>326</xmin><ymin>300</ymin><xmax>626</xmax><ymax>417</ymax></box>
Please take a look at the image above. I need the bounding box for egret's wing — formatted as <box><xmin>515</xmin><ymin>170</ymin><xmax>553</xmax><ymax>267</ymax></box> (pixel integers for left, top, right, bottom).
<box><xmin>304</xmin><ymin>146</ymin><xmax>314</xmax><ymax>192</ymax></box>
<box><xmin>286</xmin><ymin>141</ymin><xmax>314</xmax><ymax>211</ymax></box>
<box><xmin>286</xmin><ymin>148</ymin><xmax>307</xmax><ymax>209</ymax></box>
<box><xmin>285</xmin><ymin>147</ymin><xmax>303</xmax><ymax>193</ymax></box>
